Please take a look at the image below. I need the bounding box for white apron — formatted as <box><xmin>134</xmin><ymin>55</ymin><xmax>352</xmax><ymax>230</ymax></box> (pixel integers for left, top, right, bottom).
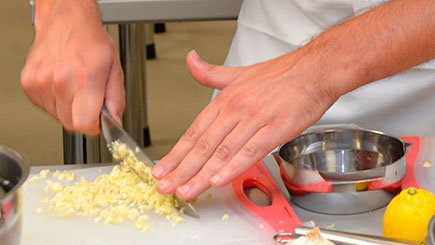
<box><xmin>215</xmin><ymin>0</ymin><xmax>435</xmax><ymax>136</ymax></box>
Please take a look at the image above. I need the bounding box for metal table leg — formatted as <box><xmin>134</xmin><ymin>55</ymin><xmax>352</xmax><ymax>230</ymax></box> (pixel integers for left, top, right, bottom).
<box><xmin>145</xmin><ymin>24</ymin><xmax>156</xmax><ymax>60</ymax></box>
<box><xmin>63</xmin><ymin>130</ymin><xmax>85</xmax><ymax>164</ymax></box>
<box><xmin>119</xmin><ymin>23</ymin><xmax>148</xmax><ymax>147</ymax></box>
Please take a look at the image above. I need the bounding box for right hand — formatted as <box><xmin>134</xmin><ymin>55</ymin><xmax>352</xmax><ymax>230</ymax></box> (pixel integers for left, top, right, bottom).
<box><xmin>21</xmin><ymin>0</ymin><xmax>125</xmax><ymax>136</ymax></box>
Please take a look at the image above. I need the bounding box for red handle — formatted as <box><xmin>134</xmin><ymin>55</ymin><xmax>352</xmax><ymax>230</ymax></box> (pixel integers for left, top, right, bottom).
<box><xmin>232</xmin><ymin>162</ymin><xmax>302</xmax><ymax>234</ymax></box>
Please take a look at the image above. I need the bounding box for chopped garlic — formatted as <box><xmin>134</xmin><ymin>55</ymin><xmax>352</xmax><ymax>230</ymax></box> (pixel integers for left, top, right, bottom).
<box><xmin>45</xmin><ymin>181</ymin><xmax>63</xmax><ymax>193</ymax></box>
<box><xmin>222</xmin><ymin>214</ymin><xmax>229</xmax><ymax>221</ymax></box>
<box><xmin>52</xmin><ymin>170</ymin><xmax>76</xmax><ymax>181</ymax></box>
<box><xmin>423</xmin><ymin>161</ymin><xmax>432</xmax><ymax>168</ymax></box>
<box><xmin>33</xmin><ymin>182</ymin><xmax>40</xmax><ymax>187</ymax></box>
<box><xmin>28</xmin><ymin>169</ymin><xmax>50</xmax><ymax>182</ymax></box>
<box><xmin>36</xmin><ymin>208</ymin><xmax>43</xmax><ymax>213</ymax></box>
<box><xmin>41</xmin><ymin>140</ymin><xmax>183</xmax><ymax>232</ymax></box>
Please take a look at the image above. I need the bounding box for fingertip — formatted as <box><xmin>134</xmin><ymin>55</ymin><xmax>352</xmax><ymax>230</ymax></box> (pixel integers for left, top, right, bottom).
<box><xmin>176</xmin><ymin>185</ymin><xmax>191</xmax><ymax>200</ymax></box>
<box><xmin>210</xmin><ymin>174</ymin><xmax>223</xmax><ymax>187</ymax></box>
<box><xmin>152</xmin><ymin>165</ymin><xmax>166</xmax><ymax>179</ymax></box>
<box><xmin>156</xmin><ymin>179</ymin><xmax>172</xmax><ymax>195</ymax></box>
<box><xmin>72</xmin><ymin>115</ymin><xmax>100</xmax><ymax>136</ymax></box>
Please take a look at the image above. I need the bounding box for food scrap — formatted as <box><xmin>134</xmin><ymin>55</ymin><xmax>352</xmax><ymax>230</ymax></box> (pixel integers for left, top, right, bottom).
<box><xmin>423</xmin><ymin>161</ymin><xmax>432</xmax><ymax>168</ymax></box>
<box><xmin>286</xmin><ymin>227</ymin><xmax>335</xmax><ymax>245</ymax></box>
<box><xmin>205</xmin><ymin>193</ymin><xmax>212</xmax><ymax>199</ymax></box>
<box><xmin>323</xmin><ymin>223</ymin><xmax>336</xmax><ymax>229</ymax></box>
<box><xmin>222</xmin><ymin>214</ymin><xmax>229</xmax><ymax>221</ymax></box>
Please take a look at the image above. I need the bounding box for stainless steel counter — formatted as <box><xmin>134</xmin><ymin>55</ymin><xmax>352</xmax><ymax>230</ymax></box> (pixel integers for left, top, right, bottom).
<box><xmin>30</xmin><ymin>0</ymin><xmax>242</xmax><ymax>24</ymax></box>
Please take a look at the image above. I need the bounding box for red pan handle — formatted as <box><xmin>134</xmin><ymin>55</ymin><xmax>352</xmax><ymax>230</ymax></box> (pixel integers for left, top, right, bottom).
<box><xmin>232</xmin><ymin>161</ymin><xmax>302</xmax><ymax>234</ymax></box>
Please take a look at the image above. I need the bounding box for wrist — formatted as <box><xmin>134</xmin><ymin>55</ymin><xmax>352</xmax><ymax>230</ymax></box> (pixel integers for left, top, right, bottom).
<box><xmin>34</xmin><ymin>0</ymin><xmax>102</xmax><ymax>32</ymax></box>
<box><xmin>296</xmin><ymin>30</ymin><xmax>367</xmax><ymax>100</ymax></box>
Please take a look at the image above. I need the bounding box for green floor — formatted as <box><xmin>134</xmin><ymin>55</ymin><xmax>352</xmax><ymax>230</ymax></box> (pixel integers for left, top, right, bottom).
<box><xmin>0</xmin><ymin>1</ymin><xmax>236</xmax><ymax>165</ymax></box>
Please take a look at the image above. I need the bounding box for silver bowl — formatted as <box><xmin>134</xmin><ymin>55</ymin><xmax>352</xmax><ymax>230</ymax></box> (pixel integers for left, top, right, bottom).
<box><xmin>0</xmin><ymin>146</ymin><xmax>30</xmax><ymax>245</ymax></box>
<box><xmin>427</xmin><ymin>215</ymin><xmax>435</xmax><ymax>245</ymax></box>
<box><xmin>273</xmin><ymin>127</ymin><xmax>411</xmax><ymax>214</ymax></box>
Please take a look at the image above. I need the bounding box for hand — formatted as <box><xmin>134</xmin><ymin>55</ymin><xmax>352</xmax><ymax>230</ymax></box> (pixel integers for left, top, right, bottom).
<box><xmin>152</xmin><ymin>49</ymin><xmax>340</xmax><ymax>200</ymax></box>
<box><xmin>21</xmin><ymin>0</ymin><xmax>125</xmax><ymax>136</ymax></box>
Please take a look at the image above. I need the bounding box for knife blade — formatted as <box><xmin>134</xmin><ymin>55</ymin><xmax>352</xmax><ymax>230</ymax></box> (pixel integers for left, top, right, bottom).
<box><xmin>100</xmin><ymin>106</ymin><xmax>200</xmax><ymax>218</ymax></box>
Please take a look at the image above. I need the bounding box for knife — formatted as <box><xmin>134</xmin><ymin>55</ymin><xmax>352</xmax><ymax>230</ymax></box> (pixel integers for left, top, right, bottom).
<box><xmin>100</xmin><ymin>105</ymin><xmax>200</xmax><ymax>218</ymax></box>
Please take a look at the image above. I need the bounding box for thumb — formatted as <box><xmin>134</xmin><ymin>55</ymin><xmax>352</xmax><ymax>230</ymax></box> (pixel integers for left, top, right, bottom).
<box><xmin>105</xmin><ymin>58</ymin><xmax>125</xmax><ymax>126</ymax></box>
<box><xmin>186</xmin><ymin>50</ymin><xmax>245</xmax><ymax>90</ymax></box>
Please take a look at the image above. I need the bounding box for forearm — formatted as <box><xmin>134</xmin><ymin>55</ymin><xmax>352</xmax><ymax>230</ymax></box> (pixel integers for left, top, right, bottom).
<box><xmin>299</xmin><ymin>0</ymin><xmax>435</xmax><ymax>98</ymax></box>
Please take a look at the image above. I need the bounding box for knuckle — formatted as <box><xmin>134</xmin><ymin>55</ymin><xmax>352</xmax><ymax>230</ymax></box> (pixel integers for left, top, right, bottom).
<box><xmin>214</xmin><ymin>145</ymin><xmax>231</xmax><ymax>161</ymax></box>
<box><xmin>53</xmin><ymin>71</ymin><xmax>69</xmax><ymax>93</ymax></box>
<box><xmin>75</xmin><ymin>69</ymin><xmax>90</xmax><ymax>88</ymax></box>
<box><xmin>33</xmin><ymin>73</ymin><xmax>50</xmax><ymax>91</ymax></box>
<box><xmin>195</xmin><ymin>139</ymin><xmax>211</xmax><ymax>155</ymax></box>
<box><xmin>20</xmin><ymin>71</ymin><xmax>31</xmax><ymax>91</ymax></box>
<box><xmin>241</xmin><ymin>145</ymin><xmax>258</xmax><ymax>158</ymax></box>
<box><xmin>184</xmin><ymin>126</ymin><xmax>200</xmax><ymax>142</ymax></box>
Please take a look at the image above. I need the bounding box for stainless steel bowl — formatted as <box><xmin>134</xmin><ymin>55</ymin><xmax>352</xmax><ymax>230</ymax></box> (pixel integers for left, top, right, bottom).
<box><xmin>0</xmin><ymin>146</ymin><xmax>30</xmax><ymax>245</ymax></box>
<box><xmin>273</xmin><ymin>127</ymin><xmax>411</xmax><ymax>214</ymax></box>
<box><xmin>427</xmin><ymin>215</ymin><xmax>435</xmax><ymax>245</ymax></box>
<box><xmin>274</xmin><ymin>127</ymin><xmax>410</xmax><ymax>186</ymax></box>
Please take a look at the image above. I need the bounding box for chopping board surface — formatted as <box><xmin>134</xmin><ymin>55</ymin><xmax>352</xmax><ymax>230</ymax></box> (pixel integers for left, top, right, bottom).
<box><xmin>22</xmin><ymin>165</ymin><xmax>275</xmax><ymax>245</ymax></box>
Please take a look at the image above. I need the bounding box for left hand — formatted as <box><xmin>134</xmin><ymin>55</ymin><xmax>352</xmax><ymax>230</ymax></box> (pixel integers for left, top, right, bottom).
<box><xmin>152</xmin><ymin>49</ymin><xmax>339</xmax><ymax>200</ymax></box>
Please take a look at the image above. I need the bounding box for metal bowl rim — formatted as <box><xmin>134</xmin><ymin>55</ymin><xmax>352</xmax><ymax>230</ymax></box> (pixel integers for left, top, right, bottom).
<box><xmin>0</xmin><ymin>145</ymin><xmax>30</xmax><ymax>200</ymax></box>
<box><xmin>276</xmin><ymin>127</ymin><xmax>411</xmax><ymax>174</ymax></box>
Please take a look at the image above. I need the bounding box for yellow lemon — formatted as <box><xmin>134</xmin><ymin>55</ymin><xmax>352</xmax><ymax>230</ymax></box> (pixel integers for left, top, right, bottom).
<box><xmin>355</xmin><ymin>182</ymin><xmax>369</xmax><ymax>192</ymax></box>
<box><xmin>383</xmin><ymin>187</ymin><xmax>435</xmax><ymax>243</ymax></box>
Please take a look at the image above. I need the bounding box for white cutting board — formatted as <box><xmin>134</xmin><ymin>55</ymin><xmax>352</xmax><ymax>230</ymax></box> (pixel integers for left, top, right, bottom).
<box><xmin>22</xmin><ymin>165</ymin><xmax>276</xmax><ymax>245</ymax></box>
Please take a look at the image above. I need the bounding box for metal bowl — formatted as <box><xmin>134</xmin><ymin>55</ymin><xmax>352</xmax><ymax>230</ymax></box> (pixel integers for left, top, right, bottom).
<box><xmin>273</xmin><ymin>127</ymin><xmax>410</xmax><ymax>214</ymax></box>
<box><xmin>275</xmin><ymin>128</ymin><xmax>410</xmax><ymax>186</ymax></box>
<box><xmin>427</xmin><ymin>215</ymin><xmax>435</xmax><ymax>245</ymax></box>
<box><xmin>0</xmin><ymin>146</ymin><xmax>30</xmax><ymax>245</ymax></box>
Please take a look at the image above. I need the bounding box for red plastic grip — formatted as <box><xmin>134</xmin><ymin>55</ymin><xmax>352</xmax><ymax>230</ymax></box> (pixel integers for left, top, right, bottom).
<box><xmin>232</xmin><ymin>162</ymin><xmax>302</xmax><ymax>234</ymax></box>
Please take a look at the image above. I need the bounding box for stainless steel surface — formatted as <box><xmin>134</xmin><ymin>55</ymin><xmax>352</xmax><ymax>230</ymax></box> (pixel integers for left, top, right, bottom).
<box><xmin>100</xmin><ymin>106</ymin><xmax>200</xmax><ymax>218</ymax></box>
<box><xmin>30</xmin><ymin>0</ymin><xmax>242</xmax><ymax>24</ymax></box>
<box><xmin>427</xmin><ymin>216</ymin><xmax>435</xmax><ymax>245</ymax></box>
<box><xmin>63</xmin><ymin>130</ymin><xmax>86</xmax><ymax>164</ymax></box>
<box><xmin>0</xmin><ymin>146</ymin><xmax>30</xmax><ymax>245</ymax></box>
<box><xmin>119</xmin><ymin>24</ymin><xmax>146</xmax><ymax>148</ymax></box>
<box><xmin>275</xmin><ymin>128</ymin><xmax>409</xmax><ymax>184</ymax></box>
<box><xmin>274</xmin><ymin>227</ymin><xmax>416</xmax><ymax>244</ymax></box>
<box><xmin>291</xmin><ymin>190</ymin><xmax>394</xmax><ymax>215</ymax></box>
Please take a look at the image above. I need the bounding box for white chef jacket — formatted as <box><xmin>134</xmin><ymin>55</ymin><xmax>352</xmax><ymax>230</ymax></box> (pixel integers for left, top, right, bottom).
<box><xmin>214</xmin><ymin>0</ymin><xmax>435</xmax><ymax>137</ymax></box>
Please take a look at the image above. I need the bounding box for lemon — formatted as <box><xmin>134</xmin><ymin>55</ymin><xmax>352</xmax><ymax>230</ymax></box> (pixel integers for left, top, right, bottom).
<box><xmin>383</xmin><ymin>187</ymin><xmax>435</xmax><ymax>243</ymax></box>
<box><xmin>355</xmin><ymin>182</ymin><xmax>369</xmax><ymax>191</ymax></box>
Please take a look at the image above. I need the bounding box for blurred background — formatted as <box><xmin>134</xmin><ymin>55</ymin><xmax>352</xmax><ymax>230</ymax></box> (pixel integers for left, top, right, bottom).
<box><xmin>0</xmin><ymin>1</ymin><xmax>236</xmax><ymax>166</ymax></box>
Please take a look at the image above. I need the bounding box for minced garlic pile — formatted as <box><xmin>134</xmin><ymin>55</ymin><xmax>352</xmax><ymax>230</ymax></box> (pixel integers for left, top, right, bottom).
<box><xmin>38</xmin><ymin>140</ymin><xmax>183</xmax><ymax>232</ymax></box>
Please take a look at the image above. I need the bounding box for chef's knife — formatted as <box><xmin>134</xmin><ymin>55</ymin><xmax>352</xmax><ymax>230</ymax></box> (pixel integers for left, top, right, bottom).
<box><xmin>100</xmin><ymin>106</ymin><xmax>200</xmax><ymax>218</ymax></box>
